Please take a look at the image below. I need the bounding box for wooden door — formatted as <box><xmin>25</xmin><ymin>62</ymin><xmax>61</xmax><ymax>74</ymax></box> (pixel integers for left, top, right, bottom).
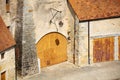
<box><xmin>118</xmin><ymin>37</ymin><xmax>120</xmax><ymax>60</ymax></box>
<box><xmin>36</xmin><ymin>32</ymin><xmax>67</xmax><ymax>67</ymax></box>
<box><xmin>93</xmin><ymin>37</ymin><xmax>114</xmax><ymax>63</ymax></box>
<box><xmin>1</xmin><ymin>72</ymin><xmax>6</xmax><ymax>80</ymax></box>
<box><xmin>6</xmin><ymin>0</ymin><xmax>10</xmax><ymax>12</ymax></box>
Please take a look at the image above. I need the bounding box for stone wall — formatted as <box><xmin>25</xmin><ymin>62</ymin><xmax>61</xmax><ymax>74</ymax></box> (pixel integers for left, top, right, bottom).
<box><xmin>75</xmin><ymin>22</ymin><xmax>89</xmax><ymax>66</ymax></box>
<box><xmin>32</xmin><ymin>0</ymin><xmax>75</xmax><ymax>63</ymax></box>
<box><xmin>0</xmin><ymin>0</ymin><xmax>75</xmax><ymax>77</ymax></box>
<box><xmin>21</xmin><ymin>0</ymin><xmax>39</xmax><ymax>76</ymax></box>
<box><xmin>90</xmin><ymin>18</ymin><xmax>120</xmax><ymax>63</ymax></box>
<box><xmin>3</xmin><ymin>0</ymin><xmax>120</xmax><ymax>77</ymax></box>
<box><xmin>0</xmin><ymin>1</ymin><xmax>16</xmax><ymax>79</ymax></box>
<box><xmin>0</xmin><ymin>48</ymin><xmax>16</xmax><ymax>80</ymax></box>
<box><xmin>32</xmin><ymin>0</ymin><xmax>69</xmax><ymax>42</ymax></box>
<box><xmin>0</xmin><ymin>0</ymin><xmax>39</xmax><ymax>77</ymax></box>
<box><xmin>15</xmin><ymin>0</ymin><xmax>39</xmax><ymax>77</ymax></box>
<box><xmin>0</xmin><ymin>0</ymin><xmax>10</xmax><ymax>26</ymax></box>
<box><xmin>15</xmin><ymin>0</ymin><xmax>23</xmax><ymax>76</ymax></box>
<box><xmin>75</xmin><ymin>18</ymin><xmax>120</xmax><ymax>66</ymax></box>
<box><xmin>0</xmin><ymin>0</ymin><xmax>17</xmax><ymax>37</ymax></box>
<box><xmin>9</xmin><ymin>0</ymin><xmax>17</xmax><ymax>37</ymax></box>
<box><xmin>90</xmin><ymin>18</ymin><xmax>120</xmax><ymax>37</ymax></box>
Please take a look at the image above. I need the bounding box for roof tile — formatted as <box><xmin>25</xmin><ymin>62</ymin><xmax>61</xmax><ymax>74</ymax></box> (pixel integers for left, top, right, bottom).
<box><xmin>0</xmin><ymin>16</ymin><xmax>16</xmax><ymax>52</ymax></box>
<box><xmin>68</xmin><ymin>0</ymin><xmax>120</xmax><ymax>21</ymax></box>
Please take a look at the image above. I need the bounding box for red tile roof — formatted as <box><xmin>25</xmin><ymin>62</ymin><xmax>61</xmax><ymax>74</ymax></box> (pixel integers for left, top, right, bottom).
<box><xmin>68</xmin><ymin>0</ymin><xmax>120</xmax><ymax>21</ymax></box>
<box><xmin>0</xmin><ymin>16</ymin><xmax>16</xmax><ymax>52</ymax></box>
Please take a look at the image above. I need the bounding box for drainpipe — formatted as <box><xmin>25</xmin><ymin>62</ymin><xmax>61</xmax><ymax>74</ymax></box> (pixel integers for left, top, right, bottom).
<box><xmin>73</xmin><ymin>18</ymin><xmax>76</xmax><ymax>64</ymax></box>
<box><xmin>88</xmin><ymin>21</ymin><xmax>90</xmax><ymax>64</ymax></box>
<box><xmin>14</xmin><ymin>45</ymin><xmax>17</xmax><ymax>80</ymax></box>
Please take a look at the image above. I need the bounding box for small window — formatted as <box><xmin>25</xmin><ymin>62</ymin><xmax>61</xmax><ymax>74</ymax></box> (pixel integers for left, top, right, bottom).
<box><xmin>6</xmin><ymin>0</ymin><xmax>10</xmax><ymax>13</ymax></box>
<box><xmin>1</xmin><ymin>52</ymin><xmax>5</xmax><ymax>59</ymax></box>
<box><xmin>1</xmin><ymin>71</ymin><xmax>6</xmax><ymax>80</ymax></box>
<box><xmin>7</xmin><ymin>26</ymin><xmax>10</xmax><ymax>29</ymax></box>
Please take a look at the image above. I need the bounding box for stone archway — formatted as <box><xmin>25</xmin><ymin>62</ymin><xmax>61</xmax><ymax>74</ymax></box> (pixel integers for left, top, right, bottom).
<box><xmin>36</xmin><ymin>32</ymin><xmax>68</xmax><ymax>67</ymax></box>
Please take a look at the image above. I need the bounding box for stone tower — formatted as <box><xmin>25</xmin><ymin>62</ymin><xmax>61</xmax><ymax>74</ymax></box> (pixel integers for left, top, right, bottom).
<box><xmin>15</xmin><ymin>0</ymin><xmax>39</xmax><ymax>77</ymax></box>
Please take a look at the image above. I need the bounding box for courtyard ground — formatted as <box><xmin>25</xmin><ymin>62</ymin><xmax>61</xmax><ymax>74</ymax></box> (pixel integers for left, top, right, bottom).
<box><xmin>19</xmin><ymin>61</ymin><xmax>120</xmax><ymax>80</ymax></box>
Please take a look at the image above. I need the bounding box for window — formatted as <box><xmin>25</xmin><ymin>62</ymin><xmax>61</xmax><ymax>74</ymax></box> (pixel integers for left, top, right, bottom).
<box><xmin>6</xmin><ymin>0</ymin><xmax>10</xmax><ymax>13</ymax></box>
<box><xmin>7</xmin><ymin>26</ymin><xmax>10</xmax><ymax>29</ymax></box>
<box><xmin>1</xmin><ymin>52</ymin><xmax>5</xmax><ymax>59</ymax></box>
<box><xmin>1</xmin><ymin>71</ymin><xmax>6</xmax><ymax>80</ymax></box>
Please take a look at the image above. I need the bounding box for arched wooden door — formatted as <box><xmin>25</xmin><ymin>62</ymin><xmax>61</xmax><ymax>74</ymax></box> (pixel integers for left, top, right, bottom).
<box><xmin>36</xmin><ymin>32</ymin><xmax>67</xmax><ymax>67</ymax></box>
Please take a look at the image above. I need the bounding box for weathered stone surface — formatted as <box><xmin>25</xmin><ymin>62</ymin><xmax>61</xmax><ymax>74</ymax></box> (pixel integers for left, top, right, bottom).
<box><xmin>15</xmin><ymin>0</ymin><xmax>39</xmax><ymax>77</ymax></box>
<box><xmin>1</xmin><ymin>1</ymin><xmax>120</xmax><ymax>79</ymax></box>
<box><xmin>32</xmin><ymin>0</ymin><xmax>69</xmax><ymax>42</ymax></box>
<box><xmin>78</xmin><ymin>22</ymin><xmax>89</xmax><ymax>66</ymax></box>
<box><xmin>32</xmin><ymin>0</ymin><xmax>75</xmax><ymax>63</ymax></box>
<box><xmin>14</xmin><ymin>0</ymin><xmax>76</xmax><ymax>77</ymax></box>
<box><xmin>0</xmin><ymin>48</ymin><xmax>16</xmax><ymax>80</ymax></box>
<box><xmin>90</xmin><ymin>18</ymin><xmax>120</xmax><ymax>37</ymax></box>
<box><xmin>0</xmin><ymin>1</ymin><xmax>16</xmax><ymax>80</ymax></box>
<box><xmin>15</xmin><ymin>0</ymin><xmax>23</xmax><ymax>75</ymax></box>
<box><xmin>90</xmin><ymin>18</ymin><xmax>120</xmax><ymax>63</ymax></box>
<box><xmin>22</xmin><ymin>0</ymin><xmax>39</xmax><ymax>77</ymax></box>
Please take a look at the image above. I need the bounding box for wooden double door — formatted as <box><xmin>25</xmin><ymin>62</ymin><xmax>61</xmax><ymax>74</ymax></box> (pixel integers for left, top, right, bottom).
<box><xmin>36</xmin><ymin>32</ymin><xmax>67</xmax><ymax>67</ymax></box>
<box><xmin>93</xmin><ymin>37</ymin><xmax>114</xmax><ymax>62</ymax></box>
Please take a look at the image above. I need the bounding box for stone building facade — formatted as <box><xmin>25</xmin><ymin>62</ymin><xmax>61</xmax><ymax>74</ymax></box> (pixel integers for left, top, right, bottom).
<box><xmin>15</xmin><ymin>0</ymin><xmax>75</xmax><ymax>77</ymax></box>
<box><xmin>16</xmin><ymin>0</ymin><xmax>74</xmax><ymax>77</ymax></box>
<box><xmin>0</xmin><ymin>16</ymin><xmax>16</xmax><ymax>80</ymax></box>
<box><xmin>0</xmin><ymin>0</ymin><xmax>120</xmax><ymax>79</ymax></box>
<box><xmin>32</xmin><ymin>0</ymin><xmax>75</xmax><ymax>66</ymax></box>
<box><xmin>0</xmin><ymin>0</ymin><xmax>17</xmax><ymax>80</ymax></box>
<box><xmin>0</xmin><ymin>49</ymin><xmax>16</xmax><ymax>80</ymax></box>
<box><xmin>68</xmin><ymin>0</ymin><xmax>120</xmax><ymax>66</ymax></box>
<box><xmin>72</xmin><ymin>19</ymin><xmax>120</xmax><ymax>67</ymax></box>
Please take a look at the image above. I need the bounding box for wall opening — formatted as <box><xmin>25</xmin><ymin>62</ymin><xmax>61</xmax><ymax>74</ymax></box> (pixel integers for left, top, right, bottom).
<box><xmin>7</xmin><ymin>26</ymin><xmax>10</xmax><ymax>30</ymax></box>
<box><xmin>1</xmin><ymin>71</ymin><xmax>6</xmax><ymax>80</ymax></box>
<box><xmin>6</xmin><ymin>0</ymin><xmax>10</xmax><ymax>13</ymax></box>
<box><xmin>36</xmin><ymin>32</ymin><xmax>67</xmax><ymax>68</ymax></box>
<box><xmin>1</xmin><ymin>52</ymin><xmax>5</xmax><ymax>60</ymax></box>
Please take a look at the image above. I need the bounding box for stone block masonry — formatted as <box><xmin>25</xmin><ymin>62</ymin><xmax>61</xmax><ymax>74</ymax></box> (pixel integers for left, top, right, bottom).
<box><xmin>15</xmin><ymin>0</ymin><xmax>39</xmax><ymax>77</ymax></box>
<box><xmin>0</xmin><ymin>48</ymin><xmax>15</xmax><ymax>80</ymax></box>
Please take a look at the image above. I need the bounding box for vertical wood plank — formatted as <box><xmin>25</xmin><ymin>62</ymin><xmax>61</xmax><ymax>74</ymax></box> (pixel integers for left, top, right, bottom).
<box><xmin>118</xmin><ymin>37</ymin><xmax>120</xmax><ymax>60</ymax></box>
<box><xmin>93</xmin><ymin>38</ymin><xmax>102</xmax><ymax>62</ymax></box>
<box><xmin>93</xmin><ymin>39</ymin><xmax>97</xmax><ymax>62</ymax></box>
<box><xmin>110</xmin><ymin>37</ymin><xmax>114</xmax><ymax>60</ymax></box>
<box><xmin>104</xmin><ymin>37</ymin><xmax>110</xmax><ymax>61</ymax></box>
<box><xmin>102</xmin><ymin>37</ymin><xmax>106</xmax><ymax>62</ymax></box>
